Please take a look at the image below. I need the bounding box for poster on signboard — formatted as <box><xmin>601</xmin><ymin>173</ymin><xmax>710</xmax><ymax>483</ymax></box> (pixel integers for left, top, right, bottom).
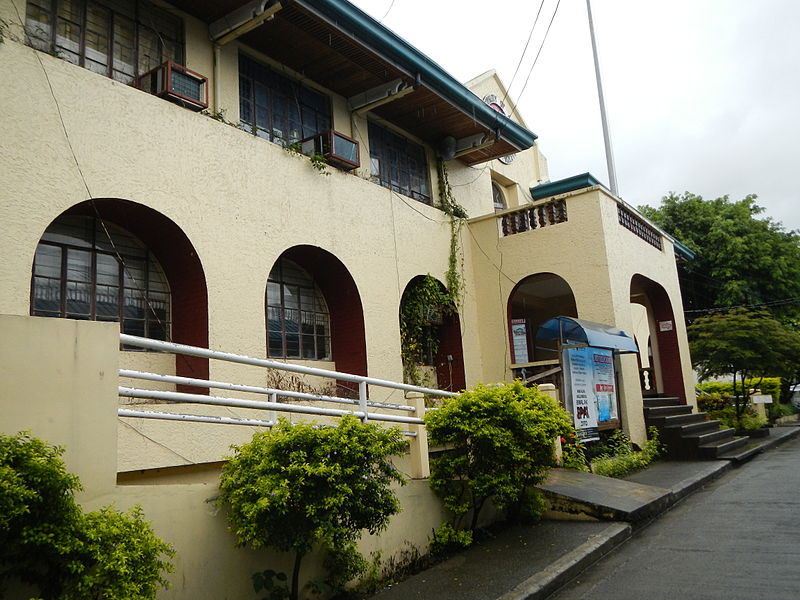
<box><xmin>562</xmin><ymin>346</ymin><xmax>599</xmax><ymax>442</ymax></box>
<box><xmin>591</xmin><ymin>348</ymin><xmax>617</xmax><ymax>422</ymax></box>
<box><xmin>511</xmin><ymin>318</ymin><xmax>529</xmax><ymax>364</ymax></box>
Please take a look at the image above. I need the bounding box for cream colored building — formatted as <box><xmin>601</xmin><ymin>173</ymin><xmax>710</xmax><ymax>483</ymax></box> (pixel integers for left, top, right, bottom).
<box><xmin>0</xmin><ymin>0</ymin><xmax>696</xmax><ymax>596</ymax></box>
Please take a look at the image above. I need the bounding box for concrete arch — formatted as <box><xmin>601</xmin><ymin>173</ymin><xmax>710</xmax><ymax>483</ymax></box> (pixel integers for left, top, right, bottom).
<box><xmin>507</xmin><ymin>272</ymin><xmax>578</xmax><ymax>364</ymax></box>
<box><xmin>268</xmin><ymin>245</ymin><xmax>368</xmax><ymax>380</ymax></box>
<box><xmin>32</xmin><ymin>198</ymin><xmax>210</xmax><ymax>386</ymax></box>
<box><xmin>399</xmin><ymin>275</ymin><xmax>466</xmax><ymax>392</ymax></box>
<box><xmin>630</xmin><ymin>273</ymin><xmax>686</xmax><ymax>403</ymax></box>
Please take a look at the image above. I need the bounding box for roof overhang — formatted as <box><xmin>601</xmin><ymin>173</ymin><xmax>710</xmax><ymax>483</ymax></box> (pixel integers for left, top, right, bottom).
<box><xmin>536</xmin><ymin>316</ymin><xmax>639</xmax><ymax>354</ymax></box>
<box><xmin>172</xmin><ymin>0</ymin><xmax>537</xmax><ymax>165</ymax></box>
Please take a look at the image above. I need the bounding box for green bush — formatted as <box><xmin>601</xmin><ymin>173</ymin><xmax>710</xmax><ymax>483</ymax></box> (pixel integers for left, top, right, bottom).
<box><xmin>591</xmin><ymin>427</ymin><xmax>663</xmax><ymax>479</ymax></box>
<box><xmin>768</xmin><ymin>402</ymin><xmax>798</xmax><ymax>419</ymax></box>
<box><xmin>218</xmin><ymin>416</ymin><xmax>407</xmax><ymax>600</ymax></box>
<box><xmin>0</xmin><ymin>432</ymin><xmax>173</xmax><ymax>600</ymax></box>
<box><xmin>425</xmin><ymin>381</ymin><xmax>573</xmax><ymax>532</ymax></box>
<box><xmin>428</xmin><ymin>523</ymin><xmax>473</xmax><ymax>557</ymax></box>
<box><xmin>707</xmin><ymin>406</ymin><xmax>767</xmax><ymax>430</ymax></box>
<box><xmin>560</xmin><ymin>433</ymin><xmax>589</xmax><ymax>471</ymax></box>
<box><xmin>697</xmin><ymin>378</ymin><xmax>782</xmax><ymax>403</ymax></box>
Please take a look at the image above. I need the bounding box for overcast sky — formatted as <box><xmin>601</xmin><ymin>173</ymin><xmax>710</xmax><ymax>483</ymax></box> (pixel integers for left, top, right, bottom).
<box><xmin>350</xmin><ymin>0</ymin><xmax>800</xmax><ymax>232</ymax></box>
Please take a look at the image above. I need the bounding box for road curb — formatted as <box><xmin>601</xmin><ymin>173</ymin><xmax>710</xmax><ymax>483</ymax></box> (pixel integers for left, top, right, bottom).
<box><xmin>495</xmin><ymin>522</ymin><xmax>631</xmax><ymax>600</ymax></box>
<box><xmin>668</xmin><ymin>461</ymin><xmax>732</xmax><ymax>503</ymax></box>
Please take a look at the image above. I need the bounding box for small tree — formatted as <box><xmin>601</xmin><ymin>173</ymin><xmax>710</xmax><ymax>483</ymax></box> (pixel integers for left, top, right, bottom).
<box><xmin>0</xmin><ymin>432</ymin><xmax>174</xmax><ymax>600</ymax></box>
<box><xmin>425</xmin><ymin>381</ymin><xmax>573</xmax><ymax>532</ymax></box>
<box><xmin>218</xmin><ymin>416</ymin><xmax>408</xmax><ymax>600</ymax></box>
<box><xmin>689</xmin><ymin>309</ymin><xmax>800</xmax><ymax>425</ymax></box>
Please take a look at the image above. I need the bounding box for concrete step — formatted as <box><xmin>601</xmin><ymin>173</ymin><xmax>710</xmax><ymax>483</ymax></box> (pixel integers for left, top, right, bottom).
<box><xmin>716</xmin><ymin>444</ymin><xmax>763</xmax><ymax>464</ymax></box>
<box><xmin>649</xmin><ymin>412</ymin><xmax>708</xmax><ymax>428</ymax></box>
<box><xmin>698</xmin><ymin>436</ymin><xmax>749</xmax><ymax>459</ymax></box>
<box><xmin>664</xmin><ymin>419</ymin><xmax>722</xmax><ymax>437</ymax></box>
<box><xmin>643</xmin><ymin>397</ymin><xmax>682</xmax><ymax>408</ymax></box>
<box><xmin>684</xmin><ymin>427</ymin><xmax>737</xmax><ymax>446</ymax></box>
<box><xmin>644</xmin><ymin>405</ymin><xmax>694</xmax><ymax>421</ymax></box>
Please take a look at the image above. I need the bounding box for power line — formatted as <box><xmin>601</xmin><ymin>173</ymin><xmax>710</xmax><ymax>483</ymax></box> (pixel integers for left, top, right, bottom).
<box><xmin>501</xmin><ymin>0</ymin><xmax>547</xmax><ymax>106</ymax></box>
<box><xmin>516</xmin><ymin>0</ymin><xmax>562</xmax><ymax>104</ymax></box>
<box><xmin>684</xmin><ymin>296</ymin><xmax>800</xmax><ymax>315</ymax></box>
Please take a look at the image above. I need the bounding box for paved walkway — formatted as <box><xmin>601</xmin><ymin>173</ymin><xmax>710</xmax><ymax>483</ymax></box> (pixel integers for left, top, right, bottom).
<box><xmin>371</xmin><ymin>426</ymin><xmax>800</xmax><ymax>600</ymax></box>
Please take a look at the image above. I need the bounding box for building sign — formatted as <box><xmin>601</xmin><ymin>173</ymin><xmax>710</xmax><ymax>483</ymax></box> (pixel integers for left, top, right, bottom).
<box><xmin>591</xmin><ymin>348</ymin><xmax>618</xmax><ymax>422</ymax></box>
<box><xmin>563</xmin><ymin>346</ymin><xmax>619</xmax><ymax>442</ymax></box>
<box><xmin>511</xmin><ymin>318</ymin><xmax>528</xmax><ymax>364</ymax></box>
<box><xmin>658</xmin><ymin>320</ymin><xmax>673</xmax><ymax>332</ymax></box>
<box><xmin>750</xmin><ymin>394</ymin><xmax>773</xmax><ymax>404</ymax></box>
<box><xmin>563</xmin><ymin>346</ymin><xmax>599</xmax><ymax>442</ymax></box>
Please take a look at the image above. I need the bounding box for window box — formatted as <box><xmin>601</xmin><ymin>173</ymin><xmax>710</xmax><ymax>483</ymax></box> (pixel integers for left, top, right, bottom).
<box><xmin>137</xmin><ymin>61</ymin><xmax>208</xmax><ymax>111</ymax></box>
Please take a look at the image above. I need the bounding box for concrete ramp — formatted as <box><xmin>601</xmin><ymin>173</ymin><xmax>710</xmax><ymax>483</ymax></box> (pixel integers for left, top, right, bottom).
<box><xmin>538</xmin><ymin>468</ymin><xmax>671</xmax><ymax>523</ymax></box>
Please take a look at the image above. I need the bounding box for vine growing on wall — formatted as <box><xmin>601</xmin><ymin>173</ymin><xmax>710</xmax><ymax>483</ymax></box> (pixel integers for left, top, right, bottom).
<box><xmin>399</xmin><ymin>160</ymin><xmax>468</xmax><ymax>386</ymax></box>
<box><xmin>436</xmin><ymin>158</ymin><xmax>467</xmax><ymax>308</ymax></box>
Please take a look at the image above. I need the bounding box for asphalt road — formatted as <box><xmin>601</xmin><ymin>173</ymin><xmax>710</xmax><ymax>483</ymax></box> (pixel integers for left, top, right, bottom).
<box><xmin>550</xmin><ymin>434</ymin><xmax>800</xmax><ymax>600</ymax></box>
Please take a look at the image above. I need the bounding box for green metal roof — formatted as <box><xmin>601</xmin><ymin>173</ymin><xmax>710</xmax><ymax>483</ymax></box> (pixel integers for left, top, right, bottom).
<box><xmin>299</xmin><ymin>0</ymin><xmax>538</xmax><ymax>151</ymax></box>
<box><xmin>530</xmin><ymin>173</ymin><xmax>601</xmax><ymax>200</ymax></box>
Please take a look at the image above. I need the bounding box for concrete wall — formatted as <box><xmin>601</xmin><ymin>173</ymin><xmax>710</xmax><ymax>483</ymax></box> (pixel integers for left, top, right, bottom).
<box><xmin>0</xmin><ymin>316</ymin><xmax>447</xmax><ymax>599</ymax></box>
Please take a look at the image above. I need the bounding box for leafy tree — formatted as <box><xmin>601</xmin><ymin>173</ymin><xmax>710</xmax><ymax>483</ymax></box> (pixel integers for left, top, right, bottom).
<box><xmin>218</xmin><ymin>416</ymin><xmax>408</xmax><ymax>600</ymax></box>
<box><xmin>0</xmin><ymin>432</ymin><xmax>174</xmax><ymax>600</ymax></box>
<box><xmin>425</xmin><ymin>381</ymin><xmax>573</xmax><ymax>532</ymax></box>
<box><xmin>639</xmin><ymin>193</ymin><xmax>800</xmax><ymax>323</ymax></box>
<box><xmin>1</xmin><ymin>432</ymin><xmax>84</xmax><ymax>598</ymax></box>
<box><xmin>688</xmin><ymin>309</ymin><xmax>800</xmax><ymax>425</ymax></box>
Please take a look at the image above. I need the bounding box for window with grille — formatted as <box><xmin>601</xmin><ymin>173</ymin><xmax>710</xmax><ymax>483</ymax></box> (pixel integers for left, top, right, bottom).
<box><xmin>31</xmin><ymin>215</ymin><xmax>171</xmax><ymax>341</ymax></box>
<box><xmin>239</xmin><ymin>54</ymin><xmax>332</xmax><ymax>147</ymax></box>
<box><xmin>266</xmin><ymin>258</ymin><xmax>331</xmax><ymax>361</ymax></box>
<box><xmin>368</xmin><ymin>121</ymin><xmax>431</xmax><ymax>204</ymax></box>
<box><xmin>25</xmin><ymin>0</ymin><xmax>184</xmax><ymax>84</ymax></box>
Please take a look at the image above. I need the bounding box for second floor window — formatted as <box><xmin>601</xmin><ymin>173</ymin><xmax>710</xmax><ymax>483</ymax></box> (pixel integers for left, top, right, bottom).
<box><xmin>239</xmin><ymin>54</ymin><xmax>331</xmax><ymax>147</ymax></box>
<box><xmin>25</xmin><ymin>0</ymin><xmax>183</xmax><ymax>84</ymax></box>
<box><xmin>368</xmin><ymin>121</ymin><xmax>431</xmax><ymax>204</ymax></box>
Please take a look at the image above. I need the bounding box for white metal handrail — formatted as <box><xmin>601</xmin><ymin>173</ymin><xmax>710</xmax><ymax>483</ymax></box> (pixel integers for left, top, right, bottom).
<box><xmin>119</xmin><ymin>370</ymin><xmax>416</xmax><ymax>412</ymax></box>
<box><xmin>119</xmin><ymin>334</ymin><xmax>457</xmax><ymax>397</ymax></box>
<box><xmin>118</xmin><ymin>334</ymin><xmax>455</xmax><ymax>429</ymax></box>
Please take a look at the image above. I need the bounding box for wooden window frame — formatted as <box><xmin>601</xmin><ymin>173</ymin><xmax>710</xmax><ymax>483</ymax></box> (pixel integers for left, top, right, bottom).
<box><xmin>24</xmin><ymin>0</ymin><xmax>184</xmax><ymax>84</ymax></box>
<box><xmin>368</xmin><ymin>121</ymin><xmax>432</xmax><ymax>205</ymax></box>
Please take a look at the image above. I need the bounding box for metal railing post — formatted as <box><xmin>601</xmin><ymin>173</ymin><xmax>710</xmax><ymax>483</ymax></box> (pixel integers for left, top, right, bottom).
<box><xmin>358</xmin><ymin>381</ymin><xmax>368</xmax><ymax>422</ymax></box>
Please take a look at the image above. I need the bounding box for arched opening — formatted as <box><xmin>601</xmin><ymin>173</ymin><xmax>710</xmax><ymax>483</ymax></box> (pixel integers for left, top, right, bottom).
<box><xmin>30</xmin><ymin>199</ymin><xmax>209</xmax><ymax>387</ymax></box>
<box><xmin>399</xmin><ymin>275</ymin><xmax>466</xmax><ymax>392</ymax></box>
<box><xmin>507</xmin><ymin>273</ymin><xmax>578</xmax><ymax>364</ymax></box>
<box><xmin>266</xmin><ymin>246</ymin><xmax>367</xmax><ymax>379</ymax></box>
<box><xmin>630</xmin><ymin>274</ymin><xmax>686</xmax><ymax>403</ymax></box>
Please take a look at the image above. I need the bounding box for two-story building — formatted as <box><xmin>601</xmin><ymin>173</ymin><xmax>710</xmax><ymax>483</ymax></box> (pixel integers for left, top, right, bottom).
<box><xmin>0</xmin><ymin>0</ymin><xmax>696</xmax><ymax>595</ymax></box>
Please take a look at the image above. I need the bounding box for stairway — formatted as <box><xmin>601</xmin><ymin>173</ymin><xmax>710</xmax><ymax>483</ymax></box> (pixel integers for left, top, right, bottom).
<box><xmin>643</xmin><ymin>395</ymin><xmax>759</xmax><ymax>461</ymax></box>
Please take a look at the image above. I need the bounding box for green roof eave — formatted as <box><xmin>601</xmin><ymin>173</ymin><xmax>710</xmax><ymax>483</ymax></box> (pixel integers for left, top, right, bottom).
<box><xmin>298</xmin><ymin>0</ymin><xmax>537</xmax><ymax>151</ymax></box>
<box><xmin>673</xmin><ymin>240</ymin><xmax>696</xmax><ymax>261</ymax></box>
<box><xmin>530</xmin><ymin>173</ymin><xmax>601</xmax><ymax>200</ymax></box>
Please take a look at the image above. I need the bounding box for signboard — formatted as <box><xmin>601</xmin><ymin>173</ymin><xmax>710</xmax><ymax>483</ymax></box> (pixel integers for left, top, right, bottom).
<box><xmin>563</xmin><ymin>346</ymin><xmax>599</xmax><ymax>442</ymax></box>
<box><xmin>591</xmin><ymin>348</ymin><xmax>618</xmax><ymax>422</ymax></box>
<box><xmin>750</xmin><ymin>394</ymin><xmax>773</xmax><ymax>404</ymax></box>
<box><xmin>511</xmin><ymin>318</ymin><xmax>529</xmax><ymax>364</ymax></box>
<box><xmin>658</xmin><ymin>320</ymin><xmax>673</xmax><ymax>332</ymax></box>
<box><xmin>563</xmin><ymin>346</ymin><xmax>619</xmax><ymax>442</ymax></box>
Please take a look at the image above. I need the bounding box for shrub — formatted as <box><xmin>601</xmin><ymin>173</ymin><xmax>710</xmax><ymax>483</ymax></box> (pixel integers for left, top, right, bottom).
<box><xmin>591</xmin><ymin>427</ymin><xmax>663</xmax><ymax>479</ymax></box>
<box><xmin>0</xmin><ymin>432</ymin><xmax>173</xmax><ymax>600</ymax></box>
<box><xmin>218</xmin><ymin>416</ymin><xmax>407</xmax><ymax>600</ymax></box>
<box><xmin>697</xmin><ymin>377</ymin><xmax>782</xmax><ymax>403</ymax></box>
<box><xmin>425</xmin><ymin>381</ymin><xmax>573</xmax><ymax>533</ymax></box>
<box><xmin>428</xmin><ymin>523</ymin><xmax>473</xmax><ymax>557</ymax></box>
<box><xmin>560</xmin><ymin>433</ymin><xmax>589</xmax><ymax>471</ymax></box>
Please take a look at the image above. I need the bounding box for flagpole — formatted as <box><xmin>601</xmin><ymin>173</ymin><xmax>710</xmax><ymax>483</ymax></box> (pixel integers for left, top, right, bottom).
<box><xmin>586</xmin><ymin>0</ymin><xmax>619</xmax><ymax>196</ymax></box>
